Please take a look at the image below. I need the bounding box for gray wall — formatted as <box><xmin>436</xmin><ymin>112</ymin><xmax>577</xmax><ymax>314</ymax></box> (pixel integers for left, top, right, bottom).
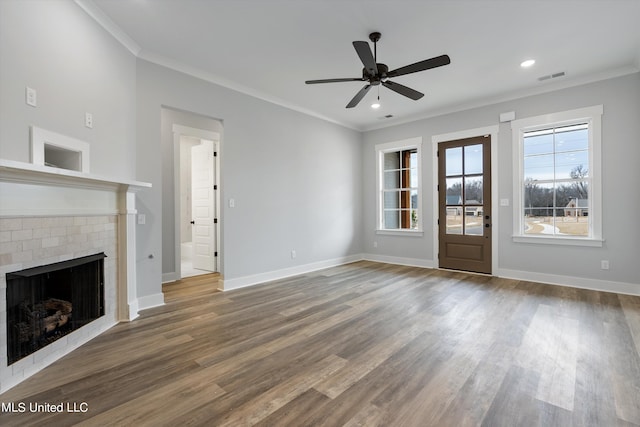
<box><xmin>136</xmin><ymin>60</ymin><xmax>363</xmax><ymax>297</ymax></box>
<box><xmin>0</xmin><ymin>0</ymin><xmax>137</xmax><ymax>180</ymax></box>
<box><xmin>363</xmin><ymin>72</ymin><xmax>640</xmax><ymax>286</ymax></box>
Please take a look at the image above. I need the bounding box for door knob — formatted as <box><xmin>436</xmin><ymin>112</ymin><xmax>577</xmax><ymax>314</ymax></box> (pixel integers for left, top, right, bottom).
<box><xmin>190</xmin><ymin>220</ymin><xmax>195</xmax><ymax>225</ymax></box>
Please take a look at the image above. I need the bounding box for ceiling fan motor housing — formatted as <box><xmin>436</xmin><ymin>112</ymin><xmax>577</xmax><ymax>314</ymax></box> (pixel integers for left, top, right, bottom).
<box><xmin>363</xmin><ymin>63</ymin><xmax>389</xmax><ymax>84</ymax></box>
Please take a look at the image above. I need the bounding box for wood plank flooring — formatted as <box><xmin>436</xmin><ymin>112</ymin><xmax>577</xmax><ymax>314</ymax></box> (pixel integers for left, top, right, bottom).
<box><xmin>1</xmin><ymin>261</ymin><xmax>640</xmax><ymax>426</ymax></box>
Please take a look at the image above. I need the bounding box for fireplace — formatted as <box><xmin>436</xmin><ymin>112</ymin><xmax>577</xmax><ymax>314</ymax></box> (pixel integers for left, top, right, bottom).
<box><xmin>0</xmin><ymin>159</ymin><xmax>150</xmax><ymax>392</ymax></box>
<box><xmin>5</xmin><ymin>253</ymin><xmax>106</xmax><ymax>365</ymax></box>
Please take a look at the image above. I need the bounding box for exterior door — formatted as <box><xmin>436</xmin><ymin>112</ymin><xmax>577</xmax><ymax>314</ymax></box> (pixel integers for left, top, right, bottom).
<box><xmin>191</xmin><ymin>140</ymin><xmax>217</xmax><ymax>272</ymax></box>
<box><xmin>438</xmin><ymin>136</ymin><xmax>492</xmax><ymax>274</ymax></box>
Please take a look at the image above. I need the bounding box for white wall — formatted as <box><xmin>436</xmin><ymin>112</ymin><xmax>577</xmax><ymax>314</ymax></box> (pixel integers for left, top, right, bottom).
<box><xmin>0</xmin><ymin>0</ymin><xmax>137</xmax><ymax>181</ymax></box>
<box><xmin>136</xmin><ymin>60</ymin><xmax>363</xmax><ymax>298</ymax></box>
<box><xmin>363</xmin><ymin>72</ymin><xmax>640</xmax><ymax>289</ymax></box>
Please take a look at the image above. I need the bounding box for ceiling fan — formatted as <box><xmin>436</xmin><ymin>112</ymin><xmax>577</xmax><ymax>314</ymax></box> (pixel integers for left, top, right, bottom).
<box><xmin>305</xmin><ymin>32</ymin><xmax>450</xmax><ymax>108</ymax></box>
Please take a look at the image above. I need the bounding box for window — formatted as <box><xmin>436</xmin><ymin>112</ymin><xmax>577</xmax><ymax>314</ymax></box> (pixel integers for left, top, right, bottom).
<box><xmin>376</xmin><ymin>138</ymin><xmax>422</xmax><ymax>234</ymax></box>
<box><xmin>511</xmin><ymin>105</ymin><xmax>603</xmax><ymax>246</ymax></box>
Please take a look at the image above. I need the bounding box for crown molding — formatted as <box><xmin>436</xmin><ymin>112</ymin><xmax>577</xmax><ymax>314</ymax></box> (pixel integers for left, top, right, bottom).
<box><xmin>138</xmin><ymin>51</ymin><xmax>358</xmax><ymax>131</ymax></box>
<box><xmin>74</xmin><ymin>0</ymin><xmax>141</xmax><ymax>56</ymax></box>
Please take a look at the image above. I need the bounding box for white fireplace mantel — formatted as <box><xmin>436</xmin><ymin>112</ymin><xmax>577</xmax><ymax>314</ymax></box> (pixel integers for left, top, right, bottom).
<box><xmin>0</xmin><ymin>158</ymin><xmax>150</xmax><ymax>201</ymax></box>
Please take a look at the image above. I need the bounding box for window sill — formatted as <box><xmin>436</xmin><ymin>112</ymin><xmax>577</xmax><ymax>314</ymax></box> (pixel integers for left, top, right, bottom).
<box><xmin>512</xmin><ymin>235</ymin><xmax>603</xmax><ymax>247</ymax></box>
<box><xmin>376</xmin><ymin>229</ymin><xmax>424</xmax><ymax>237</ymax></box>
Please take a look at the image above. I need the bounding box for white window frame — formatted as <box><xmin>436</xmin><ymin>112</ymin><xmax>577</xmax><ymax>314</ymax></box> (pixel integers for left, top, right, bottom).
<box><xmin>375</xmin><ymin>137</ymin><xmax>423</xmax><ymax>236</ymax></box>
<box><xmin>511</xmin><ymin>105</ymin><xmax>603</xmax><ymax>247</ymax></box>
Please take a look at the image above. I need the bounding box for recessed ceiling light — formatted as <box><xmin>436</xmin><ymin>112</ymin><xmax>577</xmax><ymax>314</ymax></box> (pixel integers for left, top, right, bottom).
<box><xmin>371</xmin><ymin>102</ymin><xmax>381</xmax><ymax>109</ymax></box>
<box><xmin>521</xmin><ymin>59</ymin><xmax>536</xmax><ymax>68</ymax></box>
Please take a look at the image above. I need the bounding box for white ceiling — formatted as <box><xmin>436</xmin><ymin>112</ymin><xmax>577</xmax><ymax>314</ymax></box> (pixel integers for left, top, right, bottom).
<box><xmin>85</xmin><ymin>0</ymin><xmax>640</xmax><ymax>131</ymax></box>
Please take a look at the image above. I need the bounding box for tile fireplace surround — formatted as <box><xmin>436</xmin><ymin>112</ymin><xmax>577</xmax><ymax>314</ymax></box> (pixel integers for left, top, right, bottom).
<box><xmin>0</xmin><ymin>159</ymin><xmax>151</xmax><ymax>392</ymax></box>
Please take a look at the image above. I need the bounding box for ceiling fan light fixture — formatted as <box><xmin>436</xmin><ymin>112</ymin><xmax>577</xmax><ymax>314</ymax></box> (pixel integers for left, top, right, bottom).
<box><xmin>520</xmin><ymin>59</ymin><xmax>536</xmax><ymax>68</ymax></box>
<box><xmin>372</xmin><ymin>91</ymin><xmax>381</xmax><ymax>109</ymax></box>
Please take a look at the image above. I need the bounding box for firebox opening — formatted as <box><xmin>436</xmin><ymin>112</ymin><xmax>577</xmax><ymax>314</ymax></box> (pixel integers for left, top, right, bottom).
<box><xmin>6</xmin><ymin>253</ymin><xmax>106</xmax><ymax>365</ymax></box>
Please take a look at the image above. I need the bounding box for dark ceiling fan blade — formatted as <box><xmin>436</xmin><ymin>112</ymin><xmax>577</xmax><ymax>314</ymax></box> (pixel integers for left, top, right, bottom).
<box><xmin>387</xmin><ymin>54</ymin><xmax>451</xmax><ymax>78</ymax></box>
<box><xmin>346</xmin><ymin>84</ymin><xmax>372</xmax><ymax>108</ymax></box>
<box><xmin>353</xmin><ymin>41</ymin><xmax>377</xmax><ymax>76</ymax></box>
<box><xmin>305</xmin><ymin>78</ymin><xmax>364</xmax><ymax>84</ymax></box>
<box><xmin>382</xmin><ymin>80</ymin><xmax>424</xmax><ymax>100</ymax></box>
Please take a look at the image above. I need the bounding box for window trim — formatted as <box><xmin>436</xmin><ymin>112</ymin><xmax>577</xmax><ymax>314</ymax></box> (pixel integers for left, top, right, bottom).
<box><xmin>511</xmin><ymin>105</ymin><xmax>603</xmax><ymax>246</ymax></box>
<box><xmin>375</xmin><ymin>137</ymin><xmax>423</xmax><ymax>235</ymax></box>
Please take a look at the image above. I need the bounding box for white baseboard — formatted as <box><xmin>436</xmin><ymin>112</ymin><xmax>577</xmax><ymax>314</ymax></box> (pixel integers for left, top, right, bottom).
<box><xmin>497</xmin><ymin>268</ymin><xmax>640</xmax><ymax>296</ymax></box>
<box><xmin>137</xmin><ymin>292</ymin><xmax>165</xmax><ymax>311</ymax></box>
<box><xmin>222</xmin><ymin>254</ymin><xmax>363</xmax><ymax>291</ymax></box>
<box><xmin>362</xmin><ymin>253</ymin><xmax>435</xmax><ymax>269</ymax></box>
<box><xmin>162</xmin><ymin>272</ymin><xmax>178</xmax><ymax>283</ymax></box>
<box><xmin>127</xmin><ymin>300</ymin><xmax>139</xmax><ymax>321</ymax></box>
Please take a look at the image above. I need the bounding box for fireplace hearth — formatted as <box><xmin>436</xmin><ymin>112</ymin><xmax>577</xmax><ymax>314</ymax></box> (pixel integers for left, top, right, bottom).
<box><xmin>6</xmin><ymin>253</ymin><xmax>106</xmax><ymax>365</ymax></box>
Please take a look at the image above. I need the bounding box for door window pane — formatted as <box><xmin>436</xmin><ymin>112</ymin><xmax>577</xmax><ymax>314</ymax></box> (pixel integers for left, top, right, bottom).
<box><xmin>464</xmin><ymin>177</ymin><xmax>483</xmax><ymax>204</ymax></box>
<box><xmin>464</xmin><ymin>144</ymin><xmax>483</xmax><ymax>175</ymax></box>
<box><xmin>445</xmin><ymin>147</ymin><xmax>462</xmax><ymax>176</ymax></box>
<box><xmin>446</xmin><ymin>178</ymin><xmax>462</xmax><ymax>204</ymax></box>
<box><xmin>465</xmin><ymin>210</ymin><xmax>483</xmax><ymax>236</ymax></box>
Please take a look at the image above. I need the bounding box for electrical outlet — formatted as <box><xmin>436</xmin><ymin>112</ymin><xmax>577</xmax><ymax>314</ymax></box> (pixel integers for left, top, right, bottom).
<box><xmin>601</xmin><ymin>260</ymin><xmax>609</xmax><ymax>270</ymax></box>
<box><xmin>137</xmin><ymin>214</ymin><xmax>146</xmax><ymax>225</ymax></box>
<box><xmin>26</xmin><ymin>86</ymin><xmax>37</xmax><ymax>107</ymax></box>
<box><xmin>291</xmin><ymin>250</ymin><xmax>296</xmax><ymax>259</ymax></box>
<box><xmin>373</xmin><ymin>241</ymin><xmax>378</xmax><ymax>248</ymax></box>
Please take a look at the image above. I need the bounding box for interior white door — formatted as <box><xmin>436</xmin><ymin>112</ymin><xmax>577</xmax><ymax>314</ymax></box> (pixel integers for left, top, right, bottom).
<box><xmin>191</xmin><ymin>140</ymin><xmax>217</xmax><ymax>272</ymax></box>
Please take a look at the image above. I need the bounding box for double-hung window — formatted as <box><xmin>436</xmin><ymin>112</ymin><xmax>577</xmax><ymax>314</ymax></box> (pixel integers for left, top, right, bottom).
<box><xmin>511</xmin><ymin>105</ymin><xmax>603</xmax><ymax>246</ymax></box>
<box><xmin>376</xmin><ymin>137</ymin><xmax>422</xmax><ymax>234</ymax></box>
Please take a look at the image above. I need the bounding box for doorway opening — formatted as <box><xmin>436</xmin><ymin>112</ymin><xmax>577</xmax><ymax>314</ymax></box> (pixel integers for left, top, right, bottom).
<box><xmin>174</xmin><ymin>125</ymin><xmax>221</xmax><ymax>279</ymax></box>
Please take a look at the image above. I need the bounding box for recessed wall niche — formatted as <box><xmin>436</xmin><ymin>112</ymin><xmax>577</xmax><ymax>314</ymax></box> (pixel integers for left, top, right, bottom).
<box><xmin>31</xmin><ymin>126</ymin><xmax>90</xmax><ymax>173</ymax></box>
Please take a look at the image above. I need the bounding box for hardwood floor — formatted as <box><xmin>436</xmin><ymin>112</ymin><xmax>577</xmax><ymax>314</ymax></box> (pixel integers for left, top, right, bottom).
<box><xmin>1</xmin><ymin>261</ymin><xmax>639</xmax><ymax>426</ymax></box>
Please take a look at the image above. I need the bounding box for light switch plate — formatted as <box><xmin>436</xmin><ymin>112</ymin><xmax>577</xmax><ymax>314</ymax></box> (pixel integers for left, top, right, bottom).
<box><xmin>26</xmin><ymin>87</ymin><xmax>37</xmax><ymax>107</ymax></box>
<box><xmin>85</xmin><ymin>112</ymin><xmax>93</xmax><ymax>129</ymax></box>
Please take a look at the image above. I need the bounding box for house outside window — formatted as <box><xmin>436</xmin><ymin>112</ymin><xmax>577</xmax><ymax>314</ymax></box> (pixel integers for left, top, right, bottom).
<box><xmin>511</xmin><ymin>105</ymin><xmax>603</xmax><ymax>246</ymax></box>
<box><xmin>376</xmin><ymin>137</ymin><xmax>423</xmax><ymax>234</ymax></box>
